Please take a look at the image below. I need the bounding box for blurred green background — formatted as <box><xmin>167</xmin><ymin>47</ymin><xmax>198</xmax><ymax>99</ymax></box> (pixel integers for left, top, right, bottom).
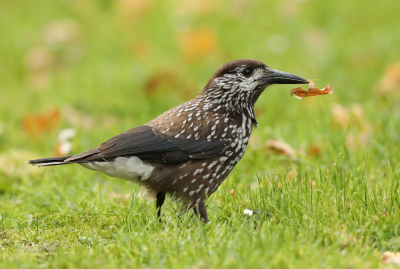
<box><xmin>1</xmin><ymin>0</ymin><xmax>400</xmax><ymax>163</ymax></box>
<box><xmin>1</xmin><ymin>0</ymin><xmax>400</xmax><ymax>267</ymax></box>
<box><xmin>1</xmin><ymin>0</ymin><xmax>399</xmax><ymax>160</ymax></box>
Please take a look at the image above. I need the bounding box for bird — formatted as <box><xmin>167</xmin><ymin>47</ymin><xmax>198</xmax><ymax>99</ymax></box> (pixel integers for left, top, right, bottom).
<box><xmin>28</xmin><ymin>59</ymin><xmax>308</xmax><ymax>223</ymax></box>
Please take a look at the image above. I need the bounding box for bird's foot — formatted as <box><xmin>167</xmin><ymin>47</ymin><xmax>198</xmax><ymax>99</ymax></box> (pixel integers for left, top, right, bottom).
<box><xmin>193</xmin><ymin>201</ymin><xmax>209</xmax><ymax>223</ymax></box>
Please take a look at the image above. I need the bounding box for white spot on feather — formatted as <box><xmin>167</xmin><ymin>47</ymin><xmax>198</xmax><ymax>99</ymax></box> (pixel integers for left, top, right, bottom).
<box><xmin>193</xmin><ymin>168</ymin><xmax>204</xmax><ymax>176</ymax></box>
<box><xmin>196</xmin><ymin>184</ymin><xmax>204</xmax><ymax>193</ymax></box>
<box><xmin>207</xmin><ymin>161</ymin><xmax>218</xmax><ymax>169</ymax></box>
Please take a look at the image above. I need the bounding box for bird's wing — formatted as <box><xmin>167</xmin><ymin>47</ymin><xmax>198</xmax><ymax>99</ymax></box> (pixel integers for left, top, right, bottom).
<box><xmin>64</xmin><ymin>125</ymin><xmax>227</xmax><ymax>164</ymax></box>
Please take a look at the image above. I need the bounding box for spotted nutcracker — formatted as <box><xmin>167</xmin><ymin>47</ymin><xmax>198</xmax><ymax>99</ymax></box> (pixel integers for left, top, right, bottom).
<box><xmin>28</xmin><ymin>59</ymin><xmax>308</xmax><ymax>223</ymax></box>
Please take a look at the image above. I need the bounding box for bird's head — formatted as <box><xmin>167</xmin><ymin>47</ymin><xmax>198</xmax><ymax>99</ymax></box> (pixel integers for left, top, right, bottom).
<box><xmin>200</xmin><ymin>59</ymin><xmax>308</xmax><ymax>113</ymax></box>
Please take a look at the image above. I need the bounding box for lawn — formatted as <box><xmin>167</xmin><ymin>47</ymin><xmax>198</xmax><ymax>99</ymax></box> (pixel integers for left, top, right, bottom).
<box><xmin>1</xmin><ymin>0</ymin><xmax>400</xmax><ymax>268</ymax></box>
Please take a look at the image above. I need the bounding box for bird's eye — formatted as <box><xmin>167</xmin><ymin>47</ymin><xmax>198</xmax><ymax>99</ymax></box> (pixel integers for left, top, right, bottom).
<box><xmin>242</xmin><ymin>68</ymin><xmax>253</xmax><ymax>77</ymax></box>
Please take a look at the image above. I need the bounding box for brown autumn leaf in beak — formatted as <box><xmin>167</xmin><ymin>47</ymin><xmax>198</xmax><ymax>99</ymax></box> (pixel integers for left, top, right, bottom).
<box><xmin>291</xmin><ymin>81</ymin><xmax>333</xmax><ymax>100</ymax></box>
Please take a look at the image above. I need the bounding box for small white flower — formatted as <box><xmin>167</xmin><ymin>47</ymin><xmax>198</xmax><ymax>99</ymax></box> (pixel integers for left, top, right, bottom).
<box><xmin>59</xmin><ymin>141</ymin><xmax>73</xmax><ymax>155</ymax></box>
<box><xmin>57</xmin><ymin>128</ymin><xmax>76</xmax><ymax>143</ymax></box>
<box><xmin>243</xmin><ymin>209</ymin><xmax>253</xmax><ymax>216</ymax></box>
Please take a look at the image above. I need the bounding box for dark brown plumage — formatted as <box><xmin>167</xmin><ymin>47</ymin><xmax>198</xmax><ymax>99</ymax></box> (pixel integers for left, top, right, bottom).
<box><xmin>28</xmin><ymin>59</ymin><xmax>308</xmax><ymax>223</ymax></box>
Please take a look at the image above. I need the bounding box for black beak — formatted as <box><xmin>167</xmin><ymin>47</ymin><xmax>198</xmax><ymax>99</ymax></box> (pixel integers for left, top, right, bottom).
<box><xmin>264</xmin><ymin>68</ymin><xmax>308</xmax><ymax>85</ymax></box>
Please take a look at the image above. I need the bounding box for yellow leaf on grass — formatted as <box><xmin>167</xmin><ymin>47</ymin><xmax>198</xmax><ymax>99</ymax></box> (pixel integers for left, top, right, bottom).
<box><xmin>178</xmin><ymin>28</ymin><xmax>220</xmax><ymax>62</ymax></box>
<box><xmin>42</xmin><ymin>19</ymin><xmax>82</xmax><ymax>46</ymax></box>
<box><xmin>116</xmin><ymin>0</ymin><xmax>152</xmax><ymax>19</ymax></box>
<box><xmin>376</xmin><ymin>61</ymin><xmax>400</xmax><ymax>95</ymax></box>
<box><xmin>0</xmin><ymin>150</ymin><xmax>43</xmax><ymax>177</ymax></box>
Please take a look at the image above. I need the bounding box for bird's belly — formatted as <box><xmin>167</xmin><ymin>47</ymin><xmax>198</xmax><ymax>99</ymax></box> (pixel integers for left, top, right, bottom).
<box><xmin>80</xmin><ymin>156</ymin><xmax>155</xmax><ymax>184</ymax></box>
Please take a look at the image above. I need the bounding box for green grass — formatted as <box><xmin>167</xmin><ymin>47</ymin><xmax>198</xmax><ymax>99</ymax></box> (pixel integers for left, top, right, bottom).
<box><xmin>1</xmin><ymin>0</ymin><xmax>400</xmax><ymax>268</ymax></box>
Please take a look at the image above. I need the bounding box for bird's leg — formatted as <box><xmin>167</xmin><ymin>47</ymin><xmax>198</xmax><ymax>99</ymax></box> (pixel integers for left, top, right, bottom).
<box><xmin>193</xmin><ymin>201</ymin><xmax>210</xmax><ymax>223</ymax></box>
<box><xmin>156</xmin><ymin>192</ymin><xmax>166</xmax><ymax>223</ymax></box>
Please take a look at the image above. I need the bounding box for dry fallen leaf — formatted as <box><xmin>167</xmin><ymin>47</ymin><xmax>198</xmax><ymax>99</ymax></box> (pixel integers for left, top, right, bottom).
<box><xmin>375</xmin><ymin>61</ymin><xmax>400</xmax><ymax>95</ymax></box>
<box><xmin>330</xmin><ymin>103</ymin><xmax>349</xmax><ymax>128</ymax></box>
<box><xmin>266</xmin><ymin>139</ymin><xmax>296</xmax><ymax>158</ymax></box>
<box><xmin>172</xmin><ymin>0</ymin><xmax>217</xmax><ymax>16</ymax></box>
<box><xmin>291</xmin><ymin>81</ymin><xmax>333</xmax><ymax>100</ymax></box>
<box><xmin>286</xmin><ymin>171</ymin><xmax>297</xmax><ymax>180</ymax></box>
<box><xmin>144</xmin><ymin>70</ymin><xmax>178</xmax><ymax>96</ymax></box>
<box><xmin>42</xmin><ymin>19</ymin><xmax>82</xmax><ymax>46</ymax></box>
<box><xmin>25</xmin><ymin>47</ymin><xmax>54</xmax><ymax>71</ymax></box>
<box><xmin>178</xmin><ymin>28</ymin><xmax>220</xmax><ymax>62</ymax></box>
<box><xmin>22</xmin><ymin>109</ymin><xmax>60</xmax><ymax>136</ymax></box>
<box><xmin>332</xmin><ymin>103</ymin><xmax>364</xmax><ymax>124</ymax></box>
<box><xmin>116</xmin><ymin>0</ymin><xmax>152</xmax><ymax>19</ymax></box>
<box><xmin>109</xmin><ymin>191</ymin><xmax>132</xmax><ymax>204</ymax></box>
<box><xmin>346</xmin><ymin>131</ymin><xmax>369</xmax><ymax>150</ymax></box>
<box><xmin>130</xmin><ymin>39</ymin><xmax>152</xmax><ymax>60</ymax></box>
<box><xmin>382</xmin><ymin>251</ymin><xmax>400</xmax><ymax>265</ymax></box>
<box><xmin>229</xmin><ymin>189</ymin><xmax>235</xmax><ymax>199</ymax></box>
<box><xmin>62</xmin><ymin>106</ymin><xmax>94</xmax><ymax>131</ymax></box>
<box><xmin>308</xmin><ymin>143</ymin><xmax>321</xmax><ymax>157</ymax></box>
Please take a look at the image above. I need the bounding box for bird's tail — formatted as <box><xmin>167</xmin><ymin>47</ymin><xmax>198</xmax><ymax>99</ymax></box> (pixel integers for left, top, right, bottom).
<box><xmin>27</xmin><ymin>156</ymin><xmax>74</xmax><ymax>167</ymax></box>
